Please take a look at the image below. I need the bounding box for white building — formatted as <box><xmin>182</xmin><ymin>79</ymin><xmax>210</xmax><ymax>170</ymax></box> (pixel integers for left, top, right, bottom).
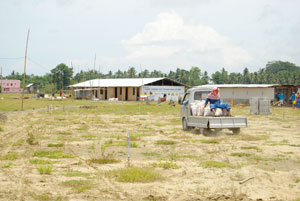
<box><xmin>70</xmin><ymin>77</ymin><xmax>186</xmax><ymax>101</ymax></box>
<box><xmin>196</xmin><ymin>84</ymin><xmax>277</xmax><ymax>104</ymax></box>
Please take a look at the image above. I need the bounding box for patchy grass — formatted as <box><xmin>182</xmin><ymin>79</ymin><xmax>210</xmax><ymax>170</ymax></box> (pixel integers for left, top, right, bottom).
<box><xmin>61</xmin><ymin>180</ymin><xmax>93</xmax><ymax>193</ymax></box>
<box><xmin>156</xmin><ymin>140</ymin><xmax>176</xmax><ymax>145</ymax></box>
<box><xmin>238</xmin><ymin>134</ymin><xmax>269</xmax><ymax>141</ymax></box>
<box><xmin>169</xmin><ymin>154</ymin><xmax>205</xmax><ymax>161</ymax></box>
<box><xmin>249</xmin><ymin>155</ymin><xmax>287</xmax><ymax>162</ymax></box>
<box><xmin>199</xmin><ymin>139</ymin><xmax>220</xmax><ymax>144</ymax></box>
<box><xmin>26</xmin><ymin>133</ymin><xmax>39</xmax><ymax>145</ymax></box>
<box><xmin>33</xmin><ymin>194</ymin><xmax>51</xmax><ymax>201</ymax></box>
<box><xmin>87</xmin><ymin>158</ymin><xmax>120</xmax><ymax>165</ymax></box>
<box><xmin>200</xmin><ymin>161</ymin><xmax>234</xmax><ymax>168</ymax></box>
<box><xmin>0</xmin><ymin>127</ymin><xmax>3</xmax><ymax>132</ymax></box>
<box><xmin>29</xmin><ymin>159</ymin><xmax>54</xmax><ymax>165</ymax></box>
<box><xmin>33</xmin><ymin>151</ymin><xmax>73</xmax><ymax>159</ymax></box>
<box><xmin>58</xmin><ymin>131</ymin><xmax>72</xmax><ymax>135</ymax></box>
<box><xmin>47</xmin><ymin>143</ymin><xmax>64</xmax><ymax>147</ymax></box>
<box><xmin>230</xmin><ymin>152</ymin><xmax>252</xmax><ymax>157</ymax></box>
<box><xmin>1</xmin><ymin>162</ymin><xmax>13</xmax><ymax>168</ymax></box>
<box><xmin>113</xmin><ymin>141</ymin><xmax>139</xmax><ymax>148</ymax></box>
<box><xmin>65</xmin><ymin>171</ymin><xmax>91</xmax><ymax>177</ymax></box>
<box><xmin>12</xmin><ymin>139</ymin><xmax>25</xmax><ymax>146</ymax></box>
<box><xmin>153</xmin><ymin>161</ymin><xmax>180</xmax><ymax>169</ymax></box>
<box><xmin>106</xmin><ymin>167</ymin><xmax>162</xmax><ymax>183</ymax></box>
<box><xmin>240</xmin><ymin>146</ymin><xmax>262</xmax><ymax>152</ymax></box>
<box><xmin>1</xmin><ymin>153</ymin><xmax>19</xmax><ymax>160</ymax></box>
<box><xmin>37</xmin><ymin>165</ymin><xmax>53</xmax><ymax>174</ymax></box>
<box><xmin>142</xmin><ymin>152</ymin><xmax>161</xmax><ymax>157</ymax></box>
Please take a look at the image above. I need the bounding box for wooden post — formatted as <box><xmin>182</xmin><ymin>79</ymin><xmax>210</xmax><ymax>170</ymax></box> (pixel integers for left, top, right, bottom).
<box><xmin>21</xmin><ymin>29</ymin><xmax>30</xmax><ymax>110</ymax></box>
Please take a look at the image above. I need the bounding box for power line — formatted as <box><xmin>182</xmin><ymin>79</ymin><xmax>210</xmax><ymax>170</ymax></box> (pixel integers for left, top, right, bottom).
<box><xmin>27</xmin><ymin>57</ymin><xmax>51</xmax><ymax>71</ymax></box>
<box><xmin>0</xmin><ymin>57</ymin><xmax>23</xmax><ymax>60</ymax></box>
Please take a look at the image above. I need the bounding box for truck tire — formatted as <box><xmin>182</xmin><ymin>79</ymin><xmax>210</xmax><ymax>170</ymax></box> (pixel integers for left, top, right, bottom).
<box><xmin>182</xmin><ymin>118</ymin><xmax>190</xmax><ymax>131</ymax></box>
<box><xmin>232</xmin><ymin>128</ymin><xmax>240</xmax><ymax>134</ymax></box>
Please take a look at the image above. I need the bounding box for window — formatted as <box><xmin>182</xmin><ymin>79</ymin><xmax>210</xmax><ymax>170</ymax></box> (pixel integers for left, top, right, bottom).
<box><xmin>182</xmin><ymin>93</ymin><xmax>190</xmax><ymax>105</ymax></box>
<box><xmin>100</xmin><ymin>89</ymin><xmax>103</xmax><ymax>95</ymax></box>
<box><xmin>133</xmin><ymin>88</ymin><xmax>135</xmax><ymax>95</ymax></box>
<box><xmin>11</xmin><ymin>83</ymin><xmax>13</xmax><ymax>86</ymax></box>
<box><xmin>120</xmin><ymin>87</ymin><xmax>122</xmax><ymax>95</ymax></box>
<box><xmin>194</xmin><ymin>91</ymin><xmax>209</xmax><ymax>100</ymax></box>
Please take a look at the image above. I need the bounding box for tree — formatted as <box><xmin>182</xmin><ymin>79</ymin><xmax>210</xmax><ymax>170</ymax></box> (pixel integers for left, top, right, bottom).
<box><xmin>51</xmin><ymin>63</ymin><xmax>73</xmax><ymax>91</ymax></box>
<box><xmin>127</xmin><ymin>67</ymin><xmax>136</xmax><ymax>78</ymax></box>
<box><xmin>189</xmin><ymin>67</ymin><xmax>201</xmax><ymax>86</ymax></box>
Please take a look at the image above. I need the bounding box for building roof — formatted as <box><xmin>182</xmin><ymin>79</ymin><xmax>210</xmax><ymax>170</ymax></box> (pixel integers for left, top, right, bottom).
<box><xmin>26</xmin><ymin>83</ymin><xmax>34</xmax><ymax>87</ymax></box>
<box><xmin>70</xmin><ymin>77</ymin><xmax>185</xmax><ymax>88</ymax></box>
<box><xmin>196</xmin><ymin>84</ymin><xmax>278</xmax><ymax>88</ymax></box>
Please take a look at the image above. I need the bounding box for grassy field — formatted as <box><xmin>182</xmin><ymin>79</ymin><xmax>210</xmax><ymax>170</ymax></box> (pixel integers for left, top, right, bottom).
<box><xmin>0</xmin><ymin>95</ymin><xmax>300</xmax><ymax>200</ymax></box>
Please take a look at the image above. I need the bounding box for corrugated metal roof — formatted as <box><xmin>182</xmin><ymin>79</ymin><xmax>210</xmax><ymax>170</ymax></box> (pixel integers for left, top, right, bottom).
<box><xmin>196</xmin><ymin>84</ymin><xmax>278</xmax><ymax>88</ymax></box>
<box><xmin>70</xmin><ymin>78</ymin><xmax>166</xmax><ymax>88</ymax></box>
<box><xmin>26</xmin><ymin>83</ymin><xmax>34</xmax><ymax>87</ymax></box>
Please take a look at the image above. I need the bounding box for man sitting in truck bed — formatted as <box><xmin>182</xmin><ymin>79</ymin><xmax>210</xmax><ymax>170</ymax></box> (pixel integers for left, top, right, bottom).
<box><xmin>204</xmin><ymin>87</ymin><xmax>231</xmax><ymax>116</ymax></box>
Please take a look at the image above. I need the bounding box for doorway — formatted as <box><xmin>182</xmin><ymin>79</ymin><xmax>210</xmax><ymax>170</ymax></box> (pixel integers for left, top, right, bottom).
<box><xmin>105</xmin><ymin>88</ymin><xmax>107</xmax><ymax>100</ymax></box>
<box><xmin>115</xmin><ymin>87</ymin><xmax>118</xmax><ymax>98</ymax></box>
<box><xmin>125</xmin><ymin>87</ymin><xmax>128</xmax><ymax>101</ymax></box>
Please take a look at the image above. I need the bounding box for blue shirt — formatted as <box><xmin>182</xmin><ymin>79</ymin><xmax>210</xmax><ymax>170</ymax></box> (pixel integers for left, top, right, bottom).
<box><xmin>278</xmin><ymin>93</ymin><xmax>284</xmax><ymax>100</ymax></box>
<box><xmin>205</xmin><ymin>98</ymin><xmax>220</xmax><ymax>105</ymax></box>
<box><xmin>290</xmin><ymin>94</ymin><xmax>295</xmax><ymax>101</ymax></box>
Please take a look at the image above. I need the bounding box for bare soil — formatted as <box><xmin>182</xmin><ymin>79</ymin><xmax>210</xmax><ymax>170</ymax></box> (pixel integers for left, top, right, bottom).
<box><xmin>0</xmin><ymin>103</ymin><xmax>299</xmax><ymax>201</ymax></box>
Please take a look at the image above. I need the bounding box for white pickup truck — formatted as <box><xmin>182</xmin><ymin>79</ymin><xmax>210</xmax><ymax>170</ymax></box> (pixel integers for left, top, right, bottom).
<box><xmin>180</xmin><ymin>86</ymin><xmax>247</xmax><ymax>134</ymax></box>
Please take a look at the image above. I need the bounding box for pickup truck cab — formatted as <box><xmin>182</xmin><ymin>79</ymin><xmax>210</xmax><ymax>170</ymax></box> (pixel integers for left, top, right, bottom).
<box><xmin>180</xmin><ymin>86</ymin><xmax>247</xmax><ymax>134</ymax></box>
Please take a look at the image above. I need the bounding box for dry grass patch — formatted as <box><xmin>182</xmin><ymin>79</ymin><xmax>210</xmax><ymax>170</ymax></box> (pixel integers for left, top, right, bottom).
<box><xmin>230</xmin><ymin>152</ymin><xmax>252</xmax><ymax>157</ymax></box>
<box><xmin>106</xmin><ymin>167</ymin><xmax>162</xmax><ymax>183</ymax></box>
<box><xmin>240</xmin><ymin>146</ymin><xmax>262</xmax><ymax>152</ymax></box>
<box><xmin>87</xmin><ymin>158</ymin><xmax>120</xmax><ymax>165</ymax></box>
<box><xmin>200</xmin><ymin>161</ymin><xmax>235</xmax><ymax>168</ymax></box>
<box><xmin>1</xmin><ymin>153</ymin><xmax>19</xmax><ymax>160</ymax></box>
<box><xmin>238</xmin><ymin>134</ymin><xmax>269</xmax><ymax>141</ymax></box>
<box><xmin>33</xmin><ymin>151</ymin><xmax>73</xmax><ymax>159</ymax></box>
<box><xmin>61</xmin><ymin>179</ymin><xmax>93</xmax><ymax>193</ymax></box>
<box><xmin>47</xmin><ymin>143</ymin><xmax>64</xmax><ymax>147</ymax></box>
<box><xmin>199</xmin><ymin>139</ymin><xmax>220</xmax><ymax>144</ymax></box>
<box><xmin>153</xmin><ymin>161</ymin><xmax>180</xmax><ymax>169</ymax></box>
<box><xmin>156</xmin><ymin>140</ymin><xmax>176</xmax><ymax>145</ymax></box>
<box><xmin>65</xmin><ymin>171</ymin><xmax>91</xmax><ymax>177</ymax></box>
<box><xmin>30</xmin><ymin>159</ymin><xmax>54</xmax><ymax>164</ymax></box>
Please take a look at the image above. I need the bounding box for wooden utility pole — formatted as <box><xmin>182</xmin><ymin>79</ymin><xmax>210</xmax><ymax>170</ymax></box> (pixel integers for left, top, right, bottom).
<box><xmin>21</xmin><ymin>29</ymin><xmax>30</xmax><ymax>110</ymax></box>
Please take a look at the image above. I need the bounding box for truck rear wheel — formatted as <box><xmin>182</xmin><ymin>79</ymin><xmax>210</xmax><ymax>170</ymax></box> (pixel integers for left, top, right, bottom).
<box><xmin>182</xmin><ymin>118</ymin><xmax>191</xmax><ymax>131</ymax></box>
<box><xmin>232</xmin><ymin>128</ymin><xmax>240</xmax><ymax>134</ymax></box>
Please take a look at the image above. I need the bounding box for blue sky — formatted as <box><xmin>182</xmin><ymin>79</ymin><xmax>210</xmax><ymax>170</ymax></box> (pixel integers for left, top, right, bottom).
<box><xmin>0</xmin><ymin>0</ymin><xmax>300</xmax><ymax>76</ymax></box>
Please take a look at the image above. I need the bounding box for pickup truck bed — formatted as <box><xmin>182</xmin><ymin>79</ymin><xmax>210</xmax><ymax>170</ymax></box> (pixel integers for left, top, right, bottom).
<box><xmin>183</xmin><ymin>116</ymin><xmax>247</xmax><ymax>134</ymax></box>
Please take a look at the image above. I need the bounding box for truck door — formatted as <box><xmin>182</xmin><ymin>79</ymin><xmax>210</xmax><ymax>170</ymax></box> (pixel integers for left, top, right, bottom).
<box><xmin>181</xmin><ymin>93</ymin><xmax>190</xmax><ymax>118</ymax></box>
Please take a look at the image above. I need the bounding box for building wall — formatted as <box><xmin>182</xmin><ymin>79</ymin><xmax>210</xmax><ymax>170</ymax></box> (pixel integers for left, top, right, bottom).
<box><xmin>141</xmin><ymin>85</ymin><xmax>185</xmax><ymax>102</ymax></box>
<box><xmin>1</xmin><ymin>80</ymin><xmax>22</xmax><ymax>93</ymax></box>
<box><xmin>220</xmin><ymin>88</ymin><xmax>274</xmax><ymax>104</ymax></box>
<box><xmin>128</xmin><ymin>87</ymin><xmax>138</xmax><ymax>101</ymax></box>
<box><xmin>107</xmin><ymin>87</ymin><xmax>114</xmax><ymax>99</ymax></box>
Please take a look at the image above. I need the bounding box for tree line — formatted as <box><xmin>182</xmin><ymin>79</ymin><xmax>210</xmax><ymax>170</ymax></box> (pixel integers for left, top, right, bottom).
<box><xmin>1</xmin><ymin>60</ymin><xmax>300</xmax><ymax>93</ymax></box>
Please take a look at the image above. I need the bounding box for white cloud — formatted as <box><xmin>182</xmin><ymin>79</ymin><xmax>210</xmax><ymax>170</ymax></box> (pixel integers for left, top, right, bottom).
<box><xmin>121</xmin><ymin>12</ymin><xmax>252</xmax><ymax>72</ymax></box>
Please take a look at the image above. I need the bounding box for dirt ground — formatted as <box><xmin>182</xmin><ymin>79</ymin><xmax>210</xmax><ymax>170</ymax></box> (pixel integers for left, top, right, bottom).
<box><xmin>0</xmin><ymin>102</ymin><xmax>299</xmax><ymax>201</ymax></box>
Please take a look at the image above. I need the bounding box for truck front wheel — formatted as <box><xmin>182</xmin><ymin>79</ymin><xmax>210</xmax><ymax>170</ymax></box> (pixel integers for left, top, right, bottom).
<box><xmin>182</xmin><ymin>118</ymin><xmax>191</xmax><ymax>131</ymax></box>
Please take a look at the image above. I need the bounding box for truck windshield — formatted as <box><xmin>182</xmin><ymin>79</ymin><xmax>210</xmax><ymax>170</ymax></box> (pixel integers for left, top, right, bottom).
<box><xmin>194</xmin><ymin>91</ymin><xmax>210</xmax><ymax>100</ymax></box>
